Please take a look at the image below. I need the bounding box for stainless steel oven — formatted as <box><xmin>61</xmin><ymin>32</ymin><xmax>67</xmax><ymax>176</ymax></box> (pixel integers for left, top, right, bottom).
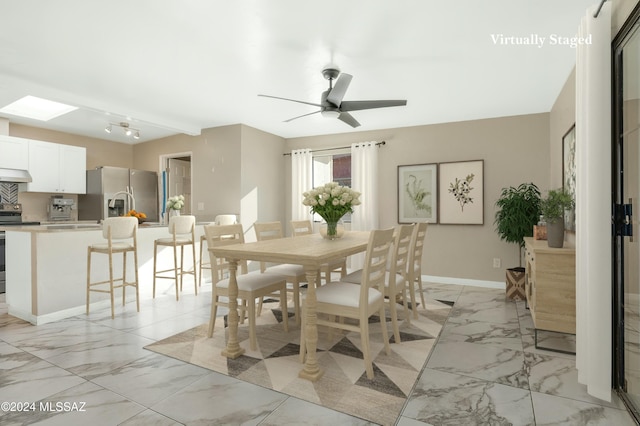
<box><xmin>0</xmin><ymin>231</ymin><xmax>5</xmax><ymax>293</ymax></box>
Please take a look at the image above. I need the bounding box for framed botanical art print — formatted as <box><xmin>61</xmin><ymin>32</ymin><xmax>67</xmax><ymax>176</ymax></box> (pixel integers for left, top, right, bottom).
<box><xmin>562</xmin><ymin>124</ymin><xmax>576</xmax><ymax>232</ymax></box>
<box><xmin>397</xmin><ymin>163</ymin><xmax>438</xmax><ymax>223</ymax></box>
<box><xmin>439</xmin><ymin>160</ymin><xmax>484</xmax><ymax>225</ymax></box>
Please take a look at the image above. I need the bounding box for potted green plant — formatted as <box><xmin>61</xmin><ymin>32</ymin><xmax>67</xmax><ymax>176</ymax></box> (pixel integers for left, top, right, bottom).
<box><xmin>494</xmin><ymin>183</ymin><xmax>541</xmax><ymax>300</ymax></box>
<box><xmin>540</xmin><ymin>188</ymin><xmax>574</xmax><ymax>248</ymax></box>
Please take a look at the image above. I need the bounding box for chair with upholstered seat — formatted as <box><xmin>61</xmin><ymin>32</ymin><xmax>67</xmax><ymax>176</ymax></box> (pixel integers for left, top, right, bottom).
<box><xmin>406</xmin><ymin>222</ymin><xmax>429</xmax><ymax>318</ymax></box>
<box><xmin>341</xmin><ymin>224</ymin><xmax>414</xmax><ymax>343</ymax></box>
<box><xmin>199</xmin><ymin>214</ymin><xmax>237</xmax><ymax>285</ymax></box>
<box><xmin>153</xmin><ymin>215</ymin><xmax>198</xmax><ymax>300</ymax></box>
<box><xmin>205</xmin><ymin>223</ymin><xmax>288</xmax><ymax>350</ymax></box>
<box><xmin>254</xmin><ymin>221</ymin><xmax>308</xmax><ymax>324</ymax></box>
<box><xmin>290</xmin><ymin>219</ymin><xmax>347</xmax><ymax>284</ymax></box>
<box><xmin>299</xmin><ymin>227</ymin><xmax>395</xmax><ymax>379</ymax></box>
<box><xmin>86</xmin><ymin>216</ymin><xmax>139</xmax><ymax>319</ymax></box>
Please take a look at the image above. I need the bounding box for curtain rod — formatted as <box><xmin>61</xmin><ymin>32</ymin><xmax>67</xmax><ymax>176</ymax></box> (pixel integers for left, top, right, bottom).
<box><xmin>594</xmin><ymin>0</ymin><xmax>607</xmax><ymax>18</ymax></box>
<box><xmin>283</xmin><ymin>140</ymin><xmax>386</xmax><ymax>156</ymax></box>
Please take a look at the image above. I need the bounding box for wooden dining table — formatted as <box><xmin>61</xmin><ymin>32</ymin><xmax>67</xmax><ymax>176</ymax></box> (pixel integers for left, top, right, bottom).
<box><xmin>209</xmin><ymin>230</ymin><xmax>370</xmax><ymax>381</ymax></box>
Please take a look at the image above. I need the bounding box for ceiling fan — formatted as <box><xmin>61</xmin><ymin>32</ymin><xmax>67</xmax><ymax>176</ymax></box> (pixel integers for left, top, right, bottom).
<box><xmin>258</xmin><ymin>67</ymin><xmax>407</xmax><ymax>128</ymax></box>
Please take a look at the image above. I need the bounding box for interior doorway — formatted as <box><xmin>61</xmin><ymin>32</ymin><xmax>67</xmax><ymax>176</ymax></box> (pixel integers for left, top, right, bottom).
<box><xmin>159</xmin><ymin>153</ymin><xmax>193</xmax><ymax>221</ymax></box>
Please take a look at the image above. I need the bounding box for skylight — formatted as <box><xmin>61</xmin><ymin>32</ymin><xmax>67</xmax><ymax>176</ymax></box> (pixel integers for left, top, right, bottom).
<box><xmin>0</xmin><ymin>95</ymin><xmax>78</xmax><ymax>121</ymax></box>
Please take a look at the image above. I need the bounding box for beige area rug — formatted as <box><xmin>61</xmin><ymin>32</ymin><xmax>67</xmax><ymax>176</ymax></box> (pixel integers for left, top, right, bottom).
<box><xmin>145</xmin><ymin>298</ymin><xmax>453</xmax><ymax>425</ymax></box>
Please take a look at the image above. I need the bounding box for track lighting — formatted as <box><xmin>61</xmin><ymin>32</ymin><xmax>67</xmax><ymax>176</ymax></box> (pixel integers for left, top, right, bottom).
<box><xmin>105</xmin><ymin>122</ymin><xmax>141</xmax><ymax>139</ymax></box>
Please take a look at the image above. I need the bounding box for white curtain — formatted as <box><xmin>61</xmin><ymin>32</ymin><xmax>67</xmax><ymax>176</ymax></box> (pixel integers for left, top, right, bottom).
<box><xmin>575</xmin><ymin>1</ymin><xmax>611</xmax><ymax>401</ymax></box>
<box><xmin>351</xmin><ymin>142</ymin><xmax>379</xmax><ymax>270</ymax></box>
<box><xmin>291</xmin><ymin>149</ymin><xmax>313</xmax><ymax>222</ymax></box>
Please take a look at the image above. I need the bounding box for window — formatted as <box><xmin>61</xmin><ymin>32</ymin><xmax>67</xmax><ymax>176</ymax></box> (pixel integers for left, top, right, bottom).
<box><xmin>312</xmin><ymin>153</ymin><xmax>352</xmax><ymax>222</ymax></box>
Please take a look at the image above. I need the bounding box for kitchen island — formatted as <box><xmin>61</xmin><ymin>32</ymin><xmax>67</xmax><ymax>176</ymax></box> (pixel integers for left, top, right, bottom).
<box><xmin>4</xmin><ymin>223</ymin><xmax>208</xmax><ymax>325</ymax></box>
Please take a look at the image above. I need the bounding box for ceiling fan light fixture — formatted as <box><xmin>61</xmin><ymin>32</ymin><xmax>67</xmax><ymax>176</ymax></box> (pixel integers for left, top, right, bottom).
<box><xmin>321</xmin><ymin>110</ymin><xmax>340</xmax><ymax>119</ymax></box>
<box><xmin>133</xmin><ymin>131</ymin><xmax>140</xmax><ymax>140</ymax></box>
<box><xmin>105</xmin><ymin>124</ymin><xmax>112</xmax><ymax>133</ymax></box>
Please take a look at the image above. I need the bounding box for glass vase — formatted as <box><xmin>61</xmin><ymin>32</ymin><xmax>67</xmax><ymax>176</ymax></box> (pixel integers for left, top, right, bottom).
<box><xmin>319</xmin><ymin>219</ymin><xmax>344</xmax><ymax>240</ymax></box>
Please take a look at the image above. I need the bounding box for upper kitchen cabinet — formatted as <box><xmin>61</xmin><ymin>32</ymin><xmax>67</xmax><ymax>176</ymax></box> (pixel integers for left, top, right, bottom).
<box><xmin>22</xmin><ymin>140</ymin><xmax>86</xmax><ymax>194</ymax></box>
<box><xmin>0</xmin><ymin>135</ymin><xmax>29</xmax><ymax>170</ymax></box>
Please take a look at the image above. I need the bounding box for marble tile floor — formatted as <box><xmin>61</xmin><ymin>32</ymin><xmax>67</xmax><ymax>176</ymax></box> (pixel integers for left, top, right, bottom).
<box><xmin>0</xmin><ymin>281</ymin><xmax>637</xmax><ymax>425</ymax></box>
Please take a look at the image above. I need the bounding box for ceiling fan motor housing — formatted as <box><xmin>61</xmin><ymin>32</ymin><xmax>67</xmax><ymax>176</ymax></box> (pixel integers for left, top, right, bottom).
<box><xmin>320</xmin><ymin>90</ymin><xmax>340</xmax><ymax>117</ymax></box>
<box><xmin>322</xmin><ymin>68</ymin><xmax>340</xmax><ymax>81</ymax></box>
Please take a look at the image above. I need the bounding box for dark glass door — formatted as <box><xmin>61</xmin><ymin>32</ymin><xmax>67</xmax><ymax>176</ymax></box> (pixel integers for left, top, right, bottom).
<box><xmin>614</xmin><ymin>5</ymin><xmax>640</xmax><ymax>421</ymax></box>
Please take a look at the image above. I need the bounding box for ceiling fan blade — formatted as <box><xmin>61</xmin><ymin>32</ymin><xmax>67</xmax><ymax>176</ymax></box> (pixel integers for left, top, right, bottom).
<box><xmin>258</xmin><ymin>94</ymin><xmax>322</xmax><ymax>108</ymax></box>
<box><xmin>326</xmin><ymin>73</ymin><xmax>353</xmax><ymax>106</ymax></box>
<box><xmin>338</xmin><ymin>112</ymin><xmax>361</xmax><ymax>128</ymax></box>
<box><xmin>284</xmin><ymin>110</ymin><xmax>321</xmax><ymax>123</ymax></box>
<box><xmin>339</xmin><ymin>99</ymin><xmax>407</xmax><ymax>112</ymax></box>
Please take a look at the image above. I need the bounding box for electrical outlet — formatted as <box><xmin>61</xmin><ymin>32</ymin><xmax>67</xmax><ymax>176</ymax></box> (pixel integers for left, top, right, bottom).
<box><xmin>493</xmin><ymin>258</ymin><xmax>501</xmax><ymax>268</ymax></box>
<box><xmin>197</xmin><ymin>202</ymin><xmax>205</xmax><ymax>211</ymax></box>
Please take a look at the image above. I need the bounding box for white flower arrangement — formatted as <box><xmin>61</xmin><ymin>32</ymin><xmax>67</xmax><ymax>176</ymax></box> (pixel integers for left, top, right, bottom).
<box><xmin>302</xmin><ymin>182</ymin><xmax>361</xmax><ymax>222</ymax></box>
<box><xmin>166</xmin><ymin>194</ymin><xmax>185</xmax><ymax>211</ymax></box>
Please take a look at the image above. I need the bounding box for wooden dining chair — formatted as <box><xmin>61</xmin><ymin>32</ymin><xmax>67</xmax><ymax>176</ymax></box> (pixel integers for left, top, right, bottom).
<box><xmin>205</xmin><ymin>223</ymin><xmax>288</xmax><ymax>350</ymax></box>
<box><xmin>199</xmin><ymin>214</ymin><xmax>237</xmax><ymax>286</ymax></box>
<box><xmin>299</xmin><ymin>227</ymin><xmax>395</xmax><ymax>379</ymax></box>
<box><xmin>407</xmin><ymin>222</ymin><xmax>429</xmax><ymax>318</ymax></box>
<box><xmin>290</xmin><ymin>219</ymin><xmax>347</xmax><ymax>284</ymax></box>
<box><xmin>341</xmin><ymin>224</ymin><xmax>414</xmax><ymax>342</ymax></box>
<box><xmin>254</xmin><ymin>221</ymin><xmax>308</xmax><ymax>324</ymax></box>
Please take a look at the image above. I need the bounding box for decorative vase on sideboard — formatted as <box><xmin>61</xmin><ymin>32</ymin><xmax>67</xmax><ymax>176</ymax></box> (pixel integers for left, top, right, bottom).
<box><xmin>546</xmin><ymin>219</ymin><xmax>565</xmax><ymax>248</ymax></box>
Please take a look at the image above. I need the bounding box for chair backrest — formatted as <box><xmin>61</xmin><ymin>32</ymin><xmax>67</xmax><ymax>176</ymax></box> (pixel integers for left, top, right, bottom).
<box><xmin>254</xmin><ymin>221</ymin><xmax>284</xmax><ymax>241</ymax></box>
<box><xmin>169</xmin><ymin>215</ymin><xmax>196</xmax><ymax>235</ymax></box>
<box><xmin>291</xmin><ymin>220</ymin><xmax>313</xmax><ymax>236</ymax></box>
<box><xmin>388</xmin><ymin>224</ymin><xmax>415</xmax><ymax>285</ymax></box>
<box><xmin>408</xmin><ymin>222</ymin><xmax>429</xmax><ymax>281</ymax></box>
<box><xmin>360</xmin><ymin>228</ymin><xmax>395</xmax><ymax>306</ymax></box>
<box><xmin>103</xmin><ymin>217</ymin><xmax>138</xmax><ymax>240</ymax></box>
<box><xmin>204</xmin><ymin>223</ymin><xmax>248</xmax><ymax>281</ymax></box>
<box><xmin>254</xmin><ymin>221</ymin><xmax>285</xmax><ymax>272</ymax></box>
<box><xmin>215</xmin><ymin>214</ymin><xmax>237</xmax><ymax>225</ymax></box>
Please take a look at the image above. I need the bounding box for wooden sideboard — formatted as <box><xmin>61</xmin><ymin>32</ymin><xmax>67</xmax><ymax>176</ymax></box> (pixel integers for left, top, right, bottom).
<box><xmin>524</xmin><ymin>237</ymin><xmax>576</xmax><ymax>339</ymax></box>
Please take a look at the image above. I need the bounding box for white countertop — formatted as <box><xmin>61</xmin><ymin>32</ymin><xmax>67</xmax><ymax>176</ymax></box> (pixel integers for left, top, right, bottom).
<box><xmin>0</xmin><ymin>222</ymin><xmax>167</xmax><ymax>232</ymax></box>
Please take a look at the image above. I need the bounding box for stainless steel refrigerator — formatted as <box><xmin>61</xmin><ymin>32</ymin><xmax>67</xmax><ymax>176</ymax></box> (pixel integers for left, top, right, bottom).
<box><xmin>78</xmin><ymin>166</ymin><xmax>159</xmax><ymax>222</ymax></box>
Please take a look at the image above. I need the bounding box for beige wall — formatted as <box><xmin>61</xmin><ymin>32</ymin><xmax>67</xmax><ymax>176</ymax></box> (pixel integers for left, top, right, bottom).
<box><xmin>614</xmin><ymin>0</ymin><xmax>640</xmax><ymax>34</ymax></box>
<box><xmin>286</xmin><ymin>113</ymin><xmax>550</xmax><ymax>282</ymax></box>
<box><xmin>133</xmin><ymin>125</ymin><xmax>243</xmax><ymax>223</ymax></box>
<box><xmin>132</xmin><ymin>124</ymin><xmax>286</xmax><ymax>228</ymax></box>
<box><xmin>240</xmin><ymin>125</ymin><xmax>287</xmax><ymax>241</ymax></box>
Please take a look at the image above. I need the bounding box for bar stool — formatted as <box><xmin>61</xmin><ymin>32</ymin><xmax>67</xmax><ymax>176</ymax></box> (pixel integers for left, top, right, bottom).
<box><xmin>198</xmin><ymin>214</ymin><xmax>237</xmax><ymax>285</ymax></box>
<box><xmin>86</xmin><ymin>216</ymin><xmax>139</xmax><ymax>319</ymax></box>
<box><xmin>153</xmin><ymin>215</ymin><xmax>197</xmax><ymax>300</ymax></box>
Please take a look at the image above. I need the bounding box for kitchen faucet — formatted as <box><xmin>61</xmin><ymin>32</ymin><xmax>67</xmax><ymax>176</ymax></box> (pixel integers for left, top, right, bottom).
<box><xmin>109</xmin><ymin>187</ymin><xmax>136</xmax><ymax>211</ymax></box>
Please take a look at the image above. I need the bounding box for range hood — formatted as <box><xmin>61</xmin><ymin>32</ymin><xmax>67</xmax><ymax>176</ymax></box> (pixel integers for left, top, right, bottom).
<box><xmin>0</xmin><ymin>167</ymin><xmax>33</xmax><ymax>183</ymax></box>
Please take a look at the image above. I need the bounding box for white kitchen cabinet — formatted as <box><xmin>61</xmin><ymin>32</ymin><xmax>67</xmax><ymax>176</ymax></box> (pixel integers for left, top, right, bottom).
<box><xmin>22</xmin><ymin>140</ymin><xmax>86</xmax><ymax>194</ymax></box>
<box><xmin>0</xmin><ymin>135</ymin><xmax>29</xmax><ymax>170</ymax></box>
<box><xmin>59</xmin><ymin>144</ymin><xmax>86</xmax><ymax>193</ymax></box>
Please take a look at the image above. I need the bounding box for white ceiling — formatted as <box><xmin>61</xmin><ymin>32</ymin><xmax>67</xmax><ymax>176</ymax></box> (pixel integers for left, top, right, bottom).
<box><xmin>0</xmin><ymin>0</ymin><xmax>596</xmax><ymax>144</ymax></box>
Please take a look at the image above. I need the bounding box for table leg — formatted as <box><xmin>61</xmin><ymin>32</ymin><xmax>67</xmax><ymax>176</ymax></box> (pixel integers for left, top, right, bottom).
<box><xmin>221</xmin><ymin>259</ymin><xmax>245</xmax><ymax>359</ymax></box>
<box><xmin>299</xmin><ymin>268</ymin><xmax>324</xmax><ymax>381</ymax></box>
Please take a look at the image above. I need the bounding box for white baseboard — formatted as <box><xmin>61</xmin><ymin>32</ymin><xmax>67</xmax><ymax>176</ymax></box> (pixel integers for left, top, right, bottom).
<box><xmin>424</xmin><ymin>275</ymin><xmax>505</xmax><ymax>289</ymax></box>
<box><xmin>10</xmin><ymin>299</ymin><xmax>114</xmax><ymax>325</ymax></box>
